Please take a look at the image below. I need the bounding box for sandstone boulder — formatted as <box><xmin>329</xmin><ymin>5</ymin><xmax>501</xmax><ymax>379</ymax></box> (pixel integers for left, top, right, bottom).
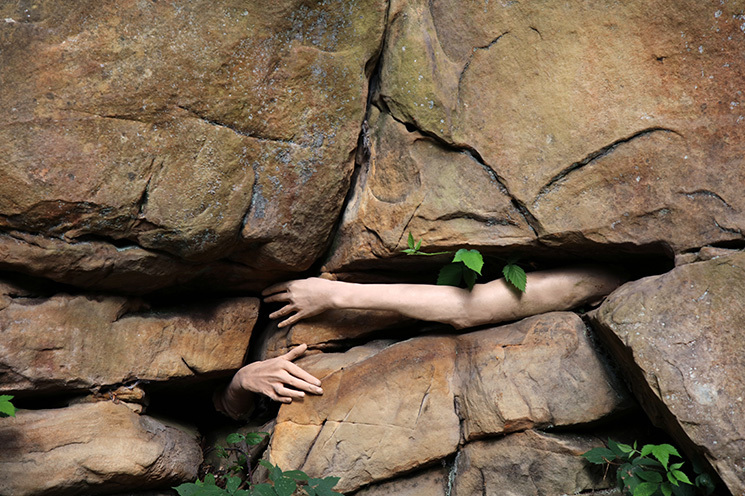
<box><xmin>590</xmin><ymin>251</ymin><xmax>745</xmax><ymax>495</ymax></box>
<box><xmin>452</xmin><ymin>430</ymin><xmax>619</xmax><ymax>496</ymax></box>
<box><xmin>270</xmin><ymin>312</ymin><xmax>631</xmax><ymax>492</ymax></box>
<box><xmin>0</xmin><ymin>402</ymin><xmax>201</xmax><ymax>496</ymax></box>
<box><xmin>327</xmin><ymin>0</ymin><xmax>745</xmax><ymax>271</ymax></box>
<box><xmin>0</xmin><ymin>280</ymin><xmax>258</xmax><ymax>394</ymax></box>
<box><xmin>0</xmin><ymin>0</ymin><xmax>387</xmax><ymax>291</ymax></box>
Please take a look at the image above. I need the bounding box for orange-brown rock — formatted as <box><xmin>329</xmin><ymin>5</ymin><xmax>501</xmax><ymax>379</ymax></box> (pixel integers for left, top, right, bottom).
<box><xmin>0</xmin><ymin>0</ymin><xmax>387</xmax><ymax>291</ymax></box>
<box><xmin>0</xmin><ymin>280</ymin><xmax>258</xmax><ymax>394</ymax></box>
<box><xmin>590</xmin><ymin>251</ymin><xmax>745</xmax><ymax>496</ymax></box>
<box><xmin>327</xmin><ymin>0</ymin><xmax>745</xmax><ymax>271</ymax></box>
<box><xmin>270</xmin><ymin>312</ymin><xmax>630</xmax><ymax>492</ymax></box>
<box><xmin>0</xmin><ymin>402</ymin><xmax>201</xmax><ymax>496</ymax></box>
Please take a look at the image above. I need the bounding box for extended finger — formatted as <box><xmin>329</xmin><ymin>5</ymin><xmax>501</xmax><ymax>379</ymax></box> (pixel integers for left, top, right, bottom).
<box><xmin>266</xmin><ymin>390</ymin><xmax>292</xmax><ymax>404</ymax></box>
<box><xmin>278</xmin><ymin>312</ymin><xmax>305</xmax><ymax>328</ymax></box>
<box><xmin>284</xmin><ymin>361</ymin><xmax>323</xmax><ymax>389</ymax></box>
<box><xmin>262</xmin><ymin>282</ymin><xmax>290</xmax><ymax>296</ymax></box>
<box><xmin>274</xmin><ymin>385</ymin><xmax>306</xmax><ymax>400</ymax></box>
<box><xmin>281</xmin><ymin>343</ymin><xmax>308</xmax><ymax>361</ymax></box>
<box><xmin>269</xmin><ymin>304</ymin><xmax>296</xmax><ymax>320</ymax></box>
<box><xmin>264</xmin><ymin>292</ymin><xmax>292</xmax><ymax>303</ymax></box>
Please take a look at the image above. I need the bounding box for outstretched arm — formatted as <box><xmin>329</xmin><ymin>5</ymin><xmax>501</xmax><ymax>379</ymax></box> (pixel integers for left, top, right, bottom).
<box><xmin>263</xmin><ymin>265</ymin><xmax>624</xmax><ymax>329</ymax></box>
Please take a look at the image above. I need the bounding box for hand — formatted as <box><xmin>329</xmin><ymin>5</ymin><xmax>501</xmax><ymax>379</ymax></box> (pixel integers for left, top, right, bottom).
<box><xmin>218</xmin><ymin>344</ymin><xmax>323</xmax><ymax>418</ymax></box>
<box><xmin>263</xmin><ymin>277</ymin><xmax>340</xmax><ymax>327</ymax></box>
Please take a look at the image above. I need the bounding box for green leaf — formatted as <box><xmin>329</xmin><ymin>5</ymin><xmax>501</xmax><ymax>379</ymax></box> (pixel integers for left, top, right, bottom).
<box><xmin>282</xmin><ymin>470</ymin><xmax>309</xmax><ymax>481</ymax></box>
<box><xmin>695</xmin><ymin>472</ymin><xmax>715</xmax><ymax>495</ymax></box>
<box><xmin>0</xmin><ymin>395</ymin><xmax>16</xmax><ymax>417</ymax></box>
<box><xmin>273</xmin><ymin>476</ymin><xmax>297</xmax><ymax>496</ymax></box>
<box><xmin>415</xmin><ymin>238</ymin><xmax>422</xmax><ymax>251</ymax></box>
<box><xmin>651</xmin><ymin>444</ymin><xmax>680</xmax><ymax>469</ymax></box>
<box><xmin>633</xmin><ymin>457</ymin><xmax>663</xmax><ymax>468</ymax></box>
<box><xmin>640</xmin><ymin>445</ymin><xmax>654</xmax><ymax>457</ymax></box>
<box><xmin>452</xmin><ymin>249</ymin><xmax>483</xmax><ymax>275</ymax></box>
<box><xmin>633</xmin><ymin>482</ymin><xmax>660</xmax><ymax>496</ymax></box>
<box><xmin>226</xmin><ymin>433</ymin><xmax>245</xmax><ymax>444</ymax></box>
<box><xmin>259</xmin><ymin>459</ymin><xmax>274</xmax><ymax>470</ymax></box>
<box><xmin>245</xmin><ymin>432</ymin><xmax>268</xmax><ymax>445</ymax></box>
<box><xmin>437</xmin><ymin>263</ymin><xmax>463</xmax><ymax>287</ymax></box>
<box><xmin>173</xmin><ymin>483</ymin><xmax>205</xmax><ymax>496</ymax></box>
<box><xmin>408</xmin><ymin>232</ymin><xmax>415</xmax><ymax>249</ymax></box>
<box><xmin>463</xmin><ymin>267</ymin><xmax>478</xmax><ymax>290</ymax></box>
<box><xmin>173</xmin><ymin>475</ymin><xmax>228</xmax><ymax>496</ymax></box>
<box><xmin>668</xmin><ymin>471</ymin><xmax>679</xmax><ymax>486</ymax></box>
<box><xmin>671</xmin><ymin>483</ymin><xmax>697</xmax><ymax>496</ymax></box>
<box><xmin>661</xmin><ymin>482</ymin><xmax>673</xmax><ymax>496</ymax></box>
<box><xmin>669</xmin><ymin>462</ymin><xmax>684</xmax><ymax>471</ymax></box>
<box><xmin>637</xmin><ymin>470</ymin><xmax>663</xmax><ymax>483</ymax></box>
<box><xmin>582</xmin><ymin>447</ymin><xmax>617</xmax><ymax>465</ymax></box>
<box><xmin>609</xmin><ymin>438</ymin><xmax>634</xmax><ymax>458</ymax></box>
<box><xmin>671</xmin><ymin>470</ymin><xmax>692</xmax><ymax>484</ymax></box>
<box><xmin>502</xmin><ymin>263</ymin><xmax>527</xmax><ymax>292</ymax></box>
<box><xmin>225</xmin><ymin>476</ymin><xmax>241</xmax><ymax>494</ymax></box>
<box><xmin>252</xmin><ymin>483</ymin><xmax>277</xmax><ymax>496</ymax></box>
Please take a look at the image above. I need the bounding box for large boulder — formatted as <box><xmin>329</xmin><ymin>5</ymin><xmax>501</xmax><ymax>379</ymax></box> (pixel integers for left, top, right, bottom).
<box><xmin>326</xmin><ymin>0</ymin><xmax>745</xmax><ymax>271</ymax></box>
<box><xmin>0</xmin><ymin>279</ymin><xmax>258</xmax><ymax>394</ymax></box>
<box><xmin>0</xmin><ymin>401</ymin><xmax>202</xmax><ymax>496</ymax></box>
<box><xmin>590</xmin><ymin>251</ymin><xmax>745</xmax><ymax>495</ymax></box>
<box><xmin>0</xmin><ymin>0</ymin><xmax>388</xmax><ymax>292</ymax></box>
<box><xmin>270</xmin><ymin>312</ymin><xmax>631</xmax><ymax>492</ymax></box>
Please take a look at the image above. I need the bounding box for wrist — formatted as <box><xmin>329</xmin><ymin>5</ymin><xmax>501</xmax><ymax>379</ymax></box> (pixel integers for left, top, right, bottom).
<box><xmin>327</xmin><ymin>280</ymin><xmax>350</xmax><ymax>310</ymax></box>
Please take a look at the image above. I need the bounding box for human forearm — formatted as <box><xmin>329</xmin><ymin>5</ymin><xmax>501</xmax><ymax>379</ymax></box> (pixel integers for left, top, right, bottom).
<box><xmin>263</xmin><ymin>265</ymin><xmax>625</xmax><ymax>329</ymax></box>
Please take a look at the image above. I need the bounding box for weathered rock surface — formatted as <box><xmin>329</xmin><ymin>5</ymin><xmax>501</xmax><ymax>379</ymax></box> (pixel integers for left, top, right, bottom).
<box><xmin>353</xmin><ymin>429</ymin><xmax>622</xmax><ymax>496</ymax></box>
<box><xmin>0</xmin><ymin>230</ymin><xmax>272</xmax><ymax>293</ymax></box>
<box><xmin>271</xmin><ymin>312</ymin><xmax>631</xmax><ymax>492</ymax></box>
<box><xmin>590</xmin><ymin>251</ymin><xmax>745</xmax><ymax>495</ymax></box>
<box><xmin>327</xmin><ymin>0</ymin><xmax>745</xmax><ymax>271</ymax></box>
<box><xmin>452</xmin><ymin>430</ymin><xmax>617</xmax><ymax>496</ymax></box>
<box><xmin>263</xmin><ymin>306</ymin><xmax>410</xmax><ymax>357</ymax></box>
<box><xmin>0</xmin><ymin>280</ymin><xmax>258</xmax><ymax>393</ymax></box>
<box><xmin>0</xmin><ymin>401</ymin><xmax>201</xmax><ymax>496</ymax></box>
<box><xmin>325</xmin><ymin>107</ymin><xmax>535</xmax><ymax>270</ymax></box>
<box><xmin>0</xmin><ymin>0</ymin><xmax>387</xmax><ymax>291</ymax></box>
<box><xmin>352</xmin><ymin>465</ymin><xmax>450</xmax><ymax>496</ymax></box>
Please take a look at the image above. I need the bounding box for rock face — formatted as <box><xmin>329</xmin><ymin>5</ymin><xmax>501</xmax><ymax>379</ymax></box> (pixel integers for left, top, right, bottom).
<box><xmin>271</xmin><ymin>312</ymin><xmax>630</xmax><ymax>493</ymax></box>
<box><xmin>590</xmin><ymin>252</ymin><xmax>745</xmax><ymax>496</ymax></box>
<box><xmin>326</xmin><ymin>0</ymin><xmax>745</xmax><ymax>271</ymax></box>
<box><xmin>354</xmin><ymin>430</ymin><xmax>622</xmax><ymax>496</ymax></box>
<box><xmin>452</xmin><ymin>430</ymin><xmax>617</xmax><ymax>496</ymax></box>
<box><xmin>0</xmin><ymin>401</ymin><xmax>202</xmax><ymax>496</ymax></box>
<box><xmin>1</xmin><ymin>0</ymin><xmax>744</xmax><ymax>495</ymax></box>
<box><xmin>0</xmin><ymin>0</ymin><xmax>387</xmax><ymax>290</ymax></box>
<box><xmin>0</xmin><ymin>279</ymin><xmax>258</xmax><ymax>394</ymax></box>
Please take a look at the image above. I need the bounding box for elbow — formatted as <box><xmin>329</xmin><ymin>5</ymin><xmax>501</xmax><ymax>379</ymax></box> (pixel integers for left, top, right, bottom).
<box><xmin>446</xmin><ymin>303</ymin><xmax>492</xmax><ymax>330</ymax></box>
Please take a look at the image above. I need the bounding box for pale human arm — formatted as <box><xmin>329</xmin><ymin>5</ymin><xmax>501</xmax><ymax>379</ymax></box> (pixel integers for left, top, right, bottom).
<box><xmin>263</xmin><ymin>265</ymin><xmax>625</xmax><ymax>329</ymax></box>
<box><xmin>214</xmin><ymin>344</ymin><xmax>323</xmax><ymax>420</ymax></box>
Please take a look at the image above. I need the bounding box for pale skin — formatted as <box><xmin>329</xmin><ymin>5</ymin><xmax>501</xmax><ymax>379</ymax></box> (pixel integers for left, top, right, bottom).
<box><xmin>214</xmin><ymin>343</ymin><xmax>324</xmax><ymax>420</ymax></box>
<box><xmin>218</xmin><ymin>265</ymin><xmax>624</xmax><ymax>418</ymax></box>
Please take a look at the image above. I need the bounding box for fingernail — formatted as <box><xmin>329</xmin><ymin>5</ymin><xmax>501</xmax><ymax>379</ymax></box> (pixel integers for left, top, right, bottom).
<box><xmin>299</xmin><ymin>392</ymin><xmax>305</xmax><ymax>397</ymax></box>
<box><xmin>316</xmin><ymin>387</ymin><xmax>323</xmax><ymax>394</ymax></box>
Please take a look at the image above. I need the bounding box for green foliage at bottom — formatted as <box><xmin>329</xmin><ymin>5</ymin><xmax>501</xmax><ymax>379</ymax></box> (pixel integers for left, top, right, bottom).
<box><xmin>174</xmin><ymin>432</ymin><xmax>343</xmax><ymax>496</ymax></box>
<box><xmin>583</xmin><ymin>440</ymin><xmax>716</xmax><ymax>496</ymax></box>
